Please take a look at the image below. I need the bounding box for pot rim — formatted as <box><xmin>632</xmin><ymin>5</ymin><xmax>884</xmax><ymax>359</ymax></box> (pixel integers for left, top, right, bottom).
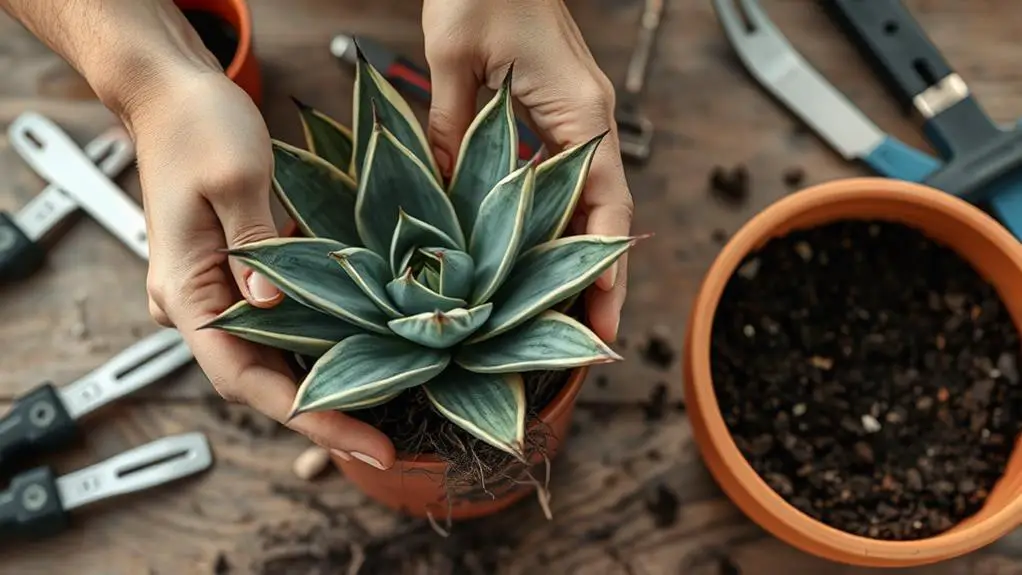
<box><xmin>173</xmin><ymin>0</ymin><xmax>253</xmax><ymax>82</ymax></box>
<box><xmin>685</xmin><ymin>176</ymin><xmax>1022</xmax><ymax>564</ymax></box>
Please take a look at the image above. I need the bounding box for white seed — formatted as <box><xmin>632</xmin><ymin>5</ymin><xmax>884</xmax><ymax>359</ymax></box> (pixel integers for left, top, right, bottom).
<box><xmin>861</xmin><ymin>414</ymin><xmax>882</xmax><ymax>433</ymax></box>
<box><xmin>292</xmin><ymin>445</ymin><xmax>331</xmax><ymax>480</ymax></box>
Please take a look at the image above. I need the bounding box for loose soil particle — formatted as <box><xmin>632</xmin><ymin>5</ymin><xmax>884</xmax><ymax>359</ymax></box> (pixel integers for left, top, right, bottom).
<box><xmin>709</xmin><ymin>165</ymin><xmax>751</xmax><ymax>206</ymax></box>
<box><xmin>710</xmin><ymin>219</ymin><xmax>1022</xmax><ymax>540</ymax></box>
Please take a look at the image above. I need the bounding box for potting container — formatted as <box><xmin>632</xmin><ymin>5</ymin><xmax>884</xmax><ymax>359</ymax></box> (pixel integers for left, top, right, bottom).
<box><xmin>174</xmin><ymin>0</ymin><xmax>262</xmax><ymax>106</ymax></box>
<box><xmin>276</xmin><ymin>220</ymin><xmax>590</xmax><ymax>520</ymax></box>
<box><xmin>683</xmin><ymin>177</ymin><xmax>1022</xmax><ymax>567</ymax></box>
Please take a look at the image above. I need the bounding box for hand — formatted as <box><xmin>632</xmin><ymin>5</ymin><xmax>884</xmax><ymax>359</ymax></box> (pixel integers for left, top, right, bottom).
<box><xmin>421</xmin><ymin>0</ymin><xmax>633</xmax><ymax>342</ymax></box>
<box><xmin>131</xmin><ymin>67</ymin><xmax>396</xmax><ymax>470</ymax></box>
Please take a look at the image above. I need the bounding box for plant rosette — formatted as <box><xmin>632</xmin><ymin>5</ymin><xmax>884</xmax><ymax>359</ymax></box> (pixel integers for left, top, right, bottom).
<box><xmin>200</xmin><ymin>47</ymin><xmax>641</xmax><ymax>522</ymax></box>
<box><xmin>684</xmin><ymin>177</ymin><xmax>1022</xmax><ymax>567</ymax></box>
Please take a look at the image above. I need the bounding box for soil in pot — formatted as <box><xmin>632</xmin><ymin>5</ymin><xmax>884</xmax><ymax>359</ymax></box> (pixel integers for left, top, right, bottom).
<box><xmin>182</xmin><ymin>8</ymin><xmax>240</xmax><ymax>70</ymax></box>
<box><xmin>709</xmin><ymin>219</ymin><xmax>1022</xmax><ymax>541</ymax></box>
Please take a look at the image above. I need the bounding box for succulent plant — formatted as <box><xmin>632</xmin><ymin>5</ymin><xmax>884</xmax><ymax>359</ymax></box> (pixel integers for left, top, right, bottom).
<box><xmin>202</xmin><ymin>49</ymin><xmax>638</xmax><ymax>460</ymax></box>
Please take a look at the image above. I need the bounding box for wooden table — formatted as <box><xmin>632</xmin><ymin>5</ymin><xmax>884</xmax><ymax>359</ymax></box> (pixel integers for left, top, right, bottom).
<box><xmin>3</xmin><ymin>0</ymin><xmax>1022</xmax><ymax>573</ymax></box>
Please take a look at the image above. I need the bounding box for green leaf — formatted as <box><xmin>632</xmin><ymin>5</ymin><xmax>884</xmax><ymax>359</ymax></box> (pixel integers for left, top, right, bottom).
<box><xmin>292</xmin><ymin>97</ymin><xmax>354</xmax><ymax>172</ymax></box>
<box><xmin>468</xmin><ymin>163</ymin><xmax>534</xmax><ymax>305</ymax></box>
<box><xmin>447</xmin><ymin>64</ymin><xmax>518</xmax><ymax>232</ymax></box>
<box><xmin>226</xmin><ymin>237</ymin><xmax>390</xmax><ymax>334</ymax></box>
<box><xmin>333</xmin><ymin>389</ymin><xmax>403</xmax><ymax>411</ymax></box>
<box><xmin>469</xmin><ymin>235</ymin><xmax>636</xmax><ymax>342</ymax></box>
<box><xmin>271</xmin><ymin>140</ymin><xmax>361</xmax><ymax>245</ymax></box>
<box><xmin>355</xmin><ymin>119</ymin><xmax>465</xmax><ymax>256</ymax></box>
<box><xmin>389</xmin><ymin>209</ymin><xmax>460</xmax><ymax>275</ymax></box>
<box><xmin>420</xmin><ymin>265</ymin><xmax>442</xmax><ymax>292</ymax></box>
<box><xmin>388</xmin><ymin>303</ymin><xmax>493</xmax><ymax>349</ymax></box>
<box><xmin>423</xmin><ymin>367</ymin><xmax>526</xmax><ymax>460</ymax></box>
<box><xmin>418</xmin><ymin>247</ymin><xmax>474</xmax><ymax>300</ymax></box>
<box><xmin>329</xmin><ymin>247</ymin><xmax>401</xmax><ymax>317</ymax></box>
<box><xmin>351</xmin><ymin>47</ymin><xmax>440</xmax><ymax>180</ymax></box>
<box><xmin>522</xmin><ymin>133</ymin><xmax>605</xmax><ymax>250</ymax></box>
<box><xmin>200</xmin><ymin>298</ymin><xmax>364</xmax><ymax>357</ymax></box>
<box><xmin>290</xmin><ymin>334</ymin><xmax>450</xmax><ymax>415</ymax></box>
<box><xmin>386</xmin><ymin>268</ymin><xmax>467</xmax><ymax>315</ymax></box>
<box><xmin>456</xmin><ymin>310</ymin><xmax>620</xmax><ymax>372</ymax></box>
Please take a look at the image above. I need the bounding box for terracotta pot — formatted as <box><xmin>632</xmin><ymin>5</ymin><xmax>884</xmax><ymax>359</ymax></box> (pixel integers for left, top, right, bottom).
<box><xmin>174</xmin><ymin>0</ymin><xmax>262</xmax><ymax>106</ymax></box>
<box><xmin>277</xmin><ymin>220</ymin><xmax>590</xmax><ymax>520</ymax></box>
<box><xmin>683</xmin><ymin>177</ymin><xmax>1022</xmax><ymax>567</ymax></box>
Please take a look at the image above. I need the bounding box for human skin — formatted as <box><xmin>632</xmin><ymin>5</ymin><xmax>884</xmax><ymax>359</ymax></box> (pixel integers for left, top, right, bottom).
<box><xmin>0</xmin><ymin>0</ymin><xmax>633</xmax><ymax>469</ymax></box>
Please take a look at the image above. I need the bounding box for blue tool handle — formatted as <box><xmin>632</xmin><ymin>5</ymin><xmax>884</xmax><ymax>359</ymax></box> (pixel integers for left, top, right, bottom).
<box><xmin>0</xmin><ymin>384</ymin><xmax>77</xmax><ymax>473</ymax></box>
<box><xmin>0</xmin><ymin>466</ymin><xmax>69</xmax><ymax>540</ymax></box>
<box><xmin>862</xmin><ymin>136</ymin><xmax>940</xmax><ymax>182</ymax></box>
<box><xmin>0</xmin><ymin>211</ymin><xmax>45</xmax><ymax>283</ymax></box>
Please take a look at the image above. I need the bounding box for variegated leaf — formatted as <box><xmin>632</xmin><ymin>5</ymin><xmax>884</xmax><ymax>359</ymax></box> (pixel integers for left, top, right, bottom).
<box><xmin>355</xmin><ymin>120</ymin><xmax>464</xmax><ymax>256</ymax></box>
<box><xmin>423</xmin><ymin>367</ymin><xmax>526</xmax><ymax>460</ymax></box>
<box><xmin>468</xmin><ymin>163</ymin><xmax>535</xmax><ymax>305</ymax></box>
<box><xmin>226</xmin><ymin>238</ymin><xmax>390</xmax><ymax>334</ymax></box>
<box><xmin>351</xmin><ymin>47</ymin><xmax>440</xmax><ymax>179</ymax></box>
<box><xmin>386</xmin><ymin>268</ymin><xmax>467</xmax><ymax>315</ymax></box>
<box><xmin>290</xmin><ymin>334</ymin><xmax>450</xmax><ymax>415</ymax></box>
<box><xmin>332</xmin><ymin>389</ymin><xmax>404</xmax><ymax>411</ymax></box>
<box><xmin>418</xmin><ymin>247</ymin><xmax>474</xmax><ymax>300</ymax></box>
<box><xmin>201</xmin><ymin>297</ymin><xmax>363</xmax><ymax>357</ymax></box>
<box><xmin>292</xmin><ymin>97</ymin><xmax>354</xmax><ymax>172</ymax></box>
<box><xmin>271</xmin><ymin>140</ymin><xmax>361</xmax><ymax>245</ymax></box>
<box><xmin>329</xmin><ymin>247</ymin><xmax>400</xmax><ymax>317</ymax></box>
<box><xmin>456</xmin><ymin>310</ymin><xmax>620</xmax><ymax>372</ymax></box>
<box><xmin>522</xmin><ymin>132</ymin><xmax>605</xmax><ymax>250</ymax></box>
<box><xmin>447</xmin><ymin>65</ymin><xmax>518</xmax><ymax>232</ymax></box>
<box><xmin>388</xmin><ymin>304</ymin><xmax>493</xmax><ymax>349</ymax></box>
<box><xmin>469</xmin><ymin>235</ymin><xmax>636</xmax><ymax>342</ymax></box>
<box><xmin>389</xmin><ymin>209</ymin><xmax>460</xmax><ymax>275</ymax></box>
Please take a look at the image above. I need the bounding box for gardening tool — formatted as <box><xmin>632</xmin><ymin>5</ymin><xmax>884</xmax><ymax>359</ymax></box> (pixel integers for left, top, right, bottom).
<box><xmin>711</xmin><ymin>0</ymin><xmax>940</xmax><ymax>182</ymax></box>
<box><xmin>0</xmin><ymin>432</ymin><xmax>212</xmax><ymax>540</ymax></box>
<box><xmin>615</xmin><ymin>0</ymin><xmax>666</xmax><ymax>163</ymax></box>
<box><xmin>823</xmin><ymin>0</ymin><xmax>1022</xmax><ymax>239</ymax></box>
<box><xmin>7</xmin><ymin>112</ymin><xmax>150</xmax><ymax>261</ymax></box>
<box><xmin>0</xmin><ymin>126</ymin><xmax>136</xmax><ymax>283</ymax></box>
<box><xmin>329</xmin><ymin>34</ymin><xmax>545</xmax><ymax>161</ymax></box>
<box><xmin>0</xmin><ymin>328</ymin><xmax>192</xmax><ymax>472</ymax></box>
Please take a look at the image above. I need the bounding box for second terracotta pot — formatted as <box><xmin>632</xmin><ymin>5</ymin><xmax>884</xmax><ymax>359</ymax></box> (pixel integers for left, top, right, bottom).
<box><xmin>684</xmin><ymin>177</ymin><xmax>1022</xmax><ymax>567</ymax></box>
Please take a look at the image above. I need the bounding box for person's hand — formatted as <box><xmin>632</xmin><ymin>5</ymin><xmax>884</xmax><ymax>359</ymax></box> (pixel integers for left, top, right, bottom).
<box><xmin>421</xmin><ymin>0</ymin><xmax>633</xmax><ymax>342</ymax></box>
<box><xmin>130</xmin><ymin>66</ymin><xmax>396</xmax><ymax>470</ymax></box>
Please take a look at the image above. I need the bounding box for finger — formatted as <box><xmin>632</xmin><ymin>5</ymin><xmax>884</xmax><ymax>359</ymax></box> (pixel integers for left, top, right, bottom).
<box><xmin>423</xmin><ymin>46</ymin><xmax>482</xmax><ymax>177</ymax></box>
<box><xmin>147</xmin><ymin>296</ymin><xmax>173</xmax><ymax>328</ymax></box>
<box><xmin>208</xmin><ymin>181</ymin><xmax>283</xmax><ymax>309</ymax></box>
<box><xmin>585</xmin><ymin>251</ymin><xmax>628</xmax><ymax>343</ymax></box>
<box><xmin>162</xmin><ymin>258</ymin><xmax>397</xmax><ymax>469</ymax></box>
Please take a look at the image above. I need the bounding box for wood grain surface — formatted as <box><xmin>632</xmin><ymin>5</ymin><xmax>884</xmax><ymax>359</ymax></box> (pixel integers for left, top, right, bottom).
<box><xmin>2</xmin><ymin>0</ymin><xmax>1022</xmax><ymax>573</ymax></box>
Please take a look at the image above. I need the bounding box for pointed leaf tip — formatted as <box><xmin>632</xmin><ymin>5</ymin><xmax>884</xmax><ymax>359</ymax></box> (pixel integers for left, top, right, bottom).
<box><xmin>289</xmin><ymin>95</ymin><xmax>312</xmax><ymax>111</ymax></box>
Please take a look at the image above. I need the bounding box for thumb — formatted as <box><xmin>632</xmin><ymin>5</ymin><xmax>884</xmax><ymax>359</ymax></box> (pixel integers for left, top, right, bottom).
<box><xmin>424</xmin><ymin>53</ymin><xmax>481</xmax><ymax>178</ymax></box>
<box><xmin>215</xmin><ymin>194</ymin><xmax>283</xmax><ymax>308</ymax></box>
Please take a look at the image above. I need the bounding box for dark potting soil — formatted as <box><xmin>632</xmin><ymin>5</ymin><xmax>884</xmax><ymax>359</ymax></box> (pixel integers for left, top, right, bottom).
<box><xmin>710</xmin><ymin>219</ymin><xmax>1022</xmax><ymax>540</ymax></box>
<box><xmin>182</xmin><ymin>9</ymin><xmax>239</xmax><ymax>70</ymax></box>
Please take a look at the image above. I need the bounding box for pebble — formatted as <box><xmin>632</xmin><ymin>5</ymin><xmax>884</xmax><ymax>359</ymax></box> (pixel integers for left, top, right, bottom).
<box><xmin>292</xmin><ymin>445</ymin><xmax>331</xmax><ymax>480</ymax></box>
<box><xmin>861</xmin><ymin>414</ymin><xmax>882</xmax><ymax>433</ymax></box>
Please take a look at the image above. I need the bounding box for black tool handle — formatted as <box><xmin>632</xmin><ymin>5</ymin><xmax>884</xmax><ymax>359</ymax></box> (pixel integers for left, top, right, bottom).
<box><xmin>0</xmin><ymin>211</ymin><xmax>45</xmax><ymax>283</ymax></box>
<box><xmin>0</xmin><ymin>384</ymin><xmax>77</xmax><ymax>472</ymax></box>
<box><xmin>0</xmin><ymin>466</ymin><xmax>69</xmax><ymax>540</ymax></box>
<box><xmin>824</xmin><ymin>0</ymin><xmax>952</xmax><ymax>107</ymax></box>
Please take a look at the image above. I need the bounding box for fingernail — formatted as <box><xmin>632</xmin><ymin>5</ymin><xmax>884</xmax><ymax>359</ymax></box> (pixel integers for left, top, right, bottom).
<box><xmin>247</xmin><ymin>271</ymin><xmax>280</xmax><ymax>303</ymax></box>
<box><xmin>330</xmin><ymin>448</ymin><xmax>352</xmax><ymax>461</ymax></box>
<box><xmin>351</xmin><ymin>451</ymin><xmax>388</xmax><ymax>470</ymax></box>
<box><xmin>434</xmin><ymin>147</ymin><xmax>452</xmax><ymax>177</ymax></box>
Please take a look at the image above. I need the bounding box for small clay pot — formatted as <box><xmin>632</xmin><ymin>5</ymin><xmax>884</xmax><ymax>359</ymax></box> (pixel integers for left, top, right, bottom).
<box><xmin>683</xmin><ymin>177</ymin><xmax>1022</xmax><ymax>567</ymax></box>
<box><xmin>174</xmin><ymin>0</ymin><xmax>261</xmax><ymax>106</ymax></box>
<box><xmin>277</xmin><ymin>220</ymin><xmax>590</xmax><ymax>520</ymax></box>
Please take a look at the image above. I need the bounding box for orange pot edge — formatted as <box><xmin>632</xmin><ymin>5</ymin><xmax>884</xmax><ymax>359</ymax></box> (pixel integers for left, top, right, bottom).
<box><xmin>173</xmin><ymin>0</ymin><xmax>262</xmax><ymax>107</ymax></box>
<box><xmin>682</xmin><ymin>176</ymin><xmax>1022</xmax><ymax>567</ymax></box>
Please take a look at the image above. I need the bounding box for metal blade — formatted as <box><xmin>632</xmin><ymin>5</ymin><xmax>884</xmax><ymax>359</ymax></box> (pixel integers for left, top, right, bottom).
<box><xmin>57</xmin><ymin>328</ymin><xmax>193</xmax><ymax>420</ymax></box>
<box><xmin>56</xmin><ymin>432</ymin><xmax>213</xmax><ymax>511</ymax></box>
<box><xmin>712</xmin><ymin>0</ymin><xmax>885</xmax><ymax>159</ymax></box>
<box><xmin>13</xmin><ymin>127</ymin><xmax>136</xmax><ymax>243</ymax></box>
<box><xmin>7</xmin><ymin>112</ymin><xmax>149</xmax><ymax>261</ymax></box>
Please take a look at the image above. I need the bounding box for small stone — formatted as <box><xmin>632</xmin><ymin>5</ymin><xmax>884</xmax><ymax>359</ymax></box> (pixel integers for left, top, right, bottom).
<box><xmin>809</xmin><ymin>356</ymin><xmax>834</xmax><ymax>370</ymax></box>
<box><xmin>794</xmin><ymin>241</ymin><xmax>813</xmax><ymax>262</ymax></box>
<box><xmin>937</xmin><ymin>387</ymin><xmax>950</xmax><ymax>402</ymax></box>
<box><xmin>737</xmin><ymin>258</ymin><xmax>761</xmax><ymax>280</ymax></box>
<box><xmin>792</xmin><ymin>403</ymin><xmax>807</xmax><ymax>417</ymax></box>
<box><xmin>861</xmin><ymin>414</ymin><xmax>882</xmax><ymax>433</ymax></box>
<box><xmin>743</xmin><ymin>324</ymin><xmax>756</xmax><ymax>337</ymax></box>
